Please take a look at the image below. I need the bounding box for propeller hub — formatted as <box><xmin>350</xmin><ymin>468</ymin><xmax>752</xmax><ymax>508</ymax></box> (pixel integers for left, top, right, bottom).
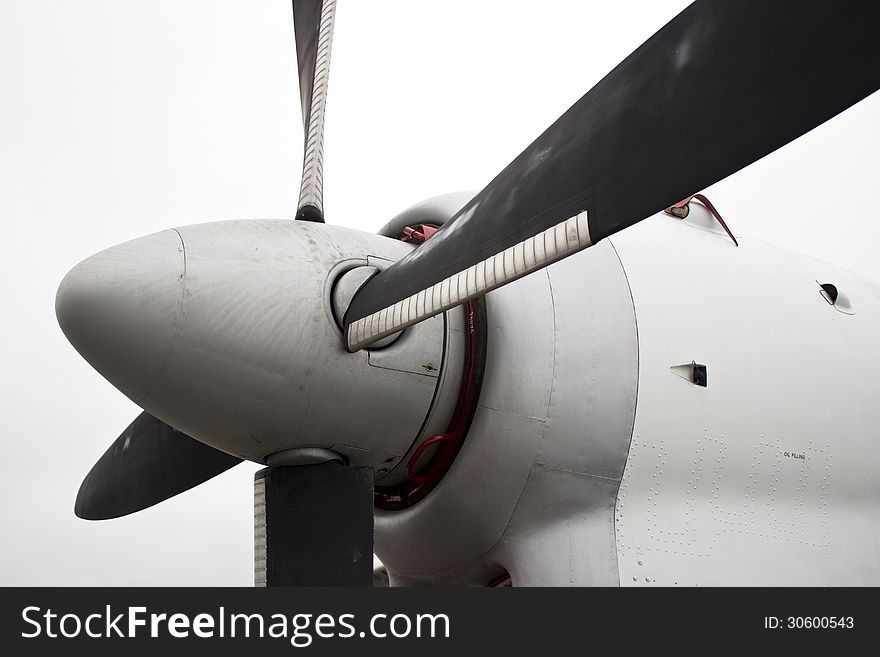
<box><xmin>57</xmin><ymin>220</ymin><xmax>452</xmax><ymax>470</ymax></box>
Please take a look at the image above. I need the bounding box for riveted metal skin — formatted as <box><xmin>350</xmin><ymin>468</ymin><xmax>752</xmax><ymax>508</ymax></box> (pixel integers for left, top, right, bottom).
<box><xmin>612</xmin><ymin>213</ymin><xmax>880</xmax><ymax>586</ymax></box>
<box><xmin>377</xmin><ymin>208</ymin><xmax>880</xmax><ymax>587</ymax></box>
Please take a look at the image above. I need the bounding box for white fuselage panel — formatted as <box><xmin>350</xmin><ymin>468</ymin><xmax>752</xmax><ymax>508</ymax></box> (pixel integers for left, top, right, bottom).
<box><xmin>611</xmin><ymin>213</ymin><xmax>880</xmax><ymax>586</ymax></box>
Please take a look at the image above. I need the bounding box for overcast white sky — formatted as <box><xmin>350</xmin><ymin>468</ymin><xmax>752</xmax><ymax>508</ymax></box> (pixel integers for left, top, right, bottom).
<box><xmin>1</xmin><ymin>0</ymin><xmax>878</xmax><ymax>585</ymax></box>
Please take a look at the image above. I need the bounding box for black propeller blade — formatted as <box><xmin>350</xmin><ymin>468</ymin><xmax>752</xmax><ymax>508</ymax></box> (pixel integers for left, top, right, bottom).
<box><xmin>75</xmin><ymin>412</ymin><xmax>242</xmax><ymax>520</ymax></box>
<box><xmin>293</xmin><ymin>0</ymin><xmax>322</xmax><ymax>137</ymax></box>
<box><xmin>292</xmin><ymin>0</ymin><xmax>337</xmax><ymax>222</ymax></box>
<box><xmin>344</xmin><ymin>0</ymin><xmax>880</xmax><ymax>349</ymax></box>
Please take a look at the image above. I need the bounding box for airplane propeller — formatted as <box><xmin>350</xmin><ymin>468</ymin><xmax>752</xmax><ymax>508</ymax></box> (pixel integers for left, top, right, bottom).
<box><xmin>343</xmin><ymin>0</ymin><xmax>880</xmax><ymax>350</ymax></box>
<box><xmin>60</xmin><ymin>0</ymin><xmax>880</xmax><ymax>585</ymax></box>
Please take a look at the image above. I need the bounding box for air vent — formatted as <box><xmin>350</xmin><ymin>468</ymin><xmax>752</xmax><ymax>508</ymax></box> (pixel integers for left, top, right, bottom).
<box><xmin>670</xmin><ymin>361</ymin><xmax>708</xmax><ymax>387</ymax></box>
<box><xmin>818</xmin><ymin>282</ymin><xmax>855</xmax><ymax>315</ymax></box>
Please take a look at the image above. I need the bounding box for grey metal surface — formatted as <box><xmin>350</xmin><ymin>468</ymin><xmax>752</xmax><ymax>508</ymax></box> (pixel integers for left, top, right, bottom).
<box><xmin>58</xmin><ymin>220</ymin><xmax>447</xmax><ymax>475</ymax></box>
<box><xmin>363</xmin><ymin>256</ymin><xmax>443</xmax><ymax>377</ymax></box>
<box><xmin>375</xmin><ymin>268</ymin><xmax>556</xmax><ymax>584</ymax></box>
<box><xmin>370</xmin><ymin>196</ymin><xmax>470</xmax><ymax>487</ymax></box>
<box><xmin>56</xmin><ymin>229</ymin><xmax>186</xmax><ymax>403</ymax></box>
<box><xmin>487</xmin><ymin>241</ymin><xmax>637</xmax><ymax>586</ymax></box>
<box><xmin>264</xmin><ymin>446</ymin><xmax>344</xmax><ymax>467</ymax></box>
<box><xmin>373</xmin><ymin>303</ymin><xmax>464</xmax><ymax>487</ymax></box>
<box><xmin>377</xmin><ymin>191</ymin><xmax>475</xmax><ymax>239</ymax></box>
<box><xmin>491</xmin><ymin>463</ymin><xmax>621</xmax><ymax>586</ymax></box>
<box><xmin>376</xmin><ymin>240</ymin><xmax>638</xmax><ymax>586</ymax></box>
<box><xmin>538</xmin><ymin>240</ymin><xmax>638</xmax><ymax>481</ymax></box>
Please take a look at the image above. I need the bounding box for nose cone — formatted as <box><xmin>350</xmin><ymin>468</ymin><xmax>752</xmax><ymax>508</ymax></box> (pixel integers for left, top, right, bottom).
<box><xmin>56</xmin><ymin>229</ymin><xmax>185</xmax><ymax>402</ymax></box>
